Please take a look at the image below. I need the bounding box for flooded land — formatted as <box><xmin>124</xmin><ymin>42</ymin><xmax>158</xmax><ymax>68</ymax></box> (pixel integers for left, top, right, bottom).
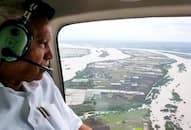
<box><xmin>60</xmin><ymin>46</ymin><xmax>191</xmax><ymax>130</ymax></box>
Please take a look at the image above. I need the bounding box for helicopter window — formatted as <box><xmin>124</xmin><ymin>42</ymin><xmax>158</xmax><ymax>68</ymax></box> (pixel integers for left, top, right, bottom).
<box><xmin>58</xmin><ymin>17</ymin><xmax>191</xmax><ymax>130</ymax></box>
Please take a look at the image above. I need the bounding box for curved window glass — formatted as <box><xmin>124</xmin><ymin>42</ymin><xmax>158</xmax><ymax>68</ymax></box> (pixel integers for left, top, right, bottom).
<box><xmin>58</xmin><ymin>17</ymin><xmax>191</xmax><ymax>130</ymax></box>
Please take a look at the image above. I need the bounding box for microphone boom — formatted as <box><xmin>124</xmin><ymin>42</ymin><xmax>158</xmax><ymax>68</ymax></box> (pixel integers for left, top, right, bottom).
<box><xmin>2</xmin><ymin>48</ymin><xmax>53</xmax><ymax>73</ymax></box>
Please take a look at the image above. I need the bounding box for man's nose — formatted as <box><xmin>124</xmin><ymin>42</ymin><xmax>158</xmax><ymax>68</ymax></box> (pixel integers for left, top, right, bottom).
<box><xmin>45</xmin><ymin>46</ymin><xmax>53</xmax><ymax>60</ymax></box>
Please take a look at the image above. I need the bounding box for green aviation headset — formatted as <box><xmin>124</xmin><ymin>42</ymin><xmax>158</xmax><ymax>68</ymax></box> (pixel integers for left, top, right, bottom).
<box><xmin>0</xmin><ymin>0</ymin><xmax>54</xmax><ymax>62</ymax></box>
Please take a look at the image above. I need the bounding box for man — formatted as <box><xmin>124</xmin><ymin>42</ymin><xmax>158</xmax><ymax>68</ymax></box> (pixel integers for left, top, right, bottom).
<box><xmin>0</xmin><ymin>1</ymin><xmax>92</xmax><ymax>130</ymax></box>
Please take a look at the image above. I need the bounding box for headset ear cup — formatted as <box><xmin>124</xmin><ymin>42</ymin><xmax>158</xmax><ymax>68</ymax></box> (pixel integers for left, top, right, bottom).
<box><xmin>0</xmin><ymin>20</ymin><xmax>31</xmax><ymax>62</ymax></box>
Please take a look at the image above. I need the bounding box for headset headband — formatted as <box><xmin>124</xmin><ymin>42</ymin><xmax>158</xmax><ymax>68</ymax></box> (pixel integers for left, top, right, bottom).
<box><xmin>22</xmin><ymin>0</ymin><xmax>55</xmax><ymax>21</ymax></box>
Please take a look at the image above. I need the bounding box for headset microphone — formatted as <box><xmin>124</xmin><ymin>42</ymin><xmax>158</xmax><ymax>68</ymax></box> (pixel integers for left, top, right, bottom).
<box><xmin>2</xmin><ymin>48</ymin><xmax>53</xmax><ymax>73</ymax></box>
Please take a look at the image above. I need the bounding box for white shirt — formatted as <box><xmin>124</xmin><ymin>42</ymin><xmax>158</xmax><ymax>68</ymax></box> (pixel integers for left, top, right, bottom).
<box><xmin>0</xmin><ymin>72</ymin><xmax>82</xmax><ymax>130</ymax></box>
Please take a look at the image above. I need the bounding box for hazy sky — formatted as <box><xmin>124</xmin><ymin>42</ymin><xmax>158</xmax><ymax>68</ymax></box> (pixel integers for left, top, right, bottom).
<box><xmin>58</xmin><ymin>17</ymin><xmax>191</xmax><ymax>43</ymax></box>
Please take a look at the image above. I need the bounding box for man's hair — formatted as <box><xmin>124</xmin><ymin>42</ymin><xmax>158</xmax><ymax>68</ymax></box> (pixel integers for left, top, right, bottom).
<box><xmin>22</xmin><ymin>0</ymin><xmax>55</xmax><ymax>20</ymax></box>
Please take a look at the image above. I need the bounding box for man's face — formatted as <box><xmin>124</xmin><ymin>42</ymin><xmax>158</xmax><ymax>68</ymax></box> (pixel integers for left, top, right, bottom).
<box><xmin>21</xmin><ymin>17</ymin><xmax>53</xmax><ymax>81</ymax></box>
<box><xmin>0</xmin><ymin>17</ymin><xmax>53</xmax><ymax>83</ymax></box>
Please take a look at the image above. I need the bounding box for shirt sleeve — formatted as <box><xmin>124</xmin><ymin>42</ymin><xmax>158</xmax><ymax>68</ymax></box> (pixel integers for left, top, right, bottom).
<box><xmin>53</xmin><ymin>87</ymin><xmax>83</xmax><ymax>130</ymax></box>
<box><xmin>45</xmin><ymin>73</ymin><xmax>83</xmax><ymax>130</ymax></box>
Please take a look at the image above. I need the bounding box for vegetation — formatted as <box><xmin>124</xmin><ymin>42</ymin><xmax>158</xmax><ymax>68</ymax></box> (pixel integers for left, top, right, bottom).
<box><xmin>70</xmin><ymin>104</ymin><xmax>95</xmax><ymax>116</ymax></box>
<box><xmin>160</xmin><ymin>64</ymin><xmax>171</xmax><ymax>76</ymax></box>
<box><xmin>155</xmin><ymin>124</ymin><xmax>161</xmax><ymax>129</ymax></box>
<box><xmin>165</xmin><ymin>104</ymin><xmax>177</xmax><ymax>109</ymax></box>
<box><xmin>164</xmin><ymin>116</ymin><xmax>171</xmax><ymax>120</ymax></box>
<box><xmin>99</xmin><ymin>50</ymin><xmax>109</xmax><ymax>57</ymax></box>
<box><xmin>164</xmin><ymin>104</ymin><xmax>178</xmax><ymax>113</ymax></box>
<box><xmin>152</xmin><ymin>75</ymin><xmax>173</xmax><ymax>88</ymax></box>
<box><xmin>170</xmin><ymin>91</ymin><xmax>182</xmax><ymax>102</ymax></box>
<box><xmin>72</xmin><ymin>97</ymin><xmax>143</xmax><ymax>116</ymax></box>
<box><xmin>178</xmin><ymin>63</ymin><xmax>186</xmax><ymax>72</ymax></box>
<box><xmin>165</xmin><ymin>121</ymin><xmax>174</xmax><ymax>130</ymax></box>
<box><xmin>165</xmin><ymin>121</ymin><xmax>183</xmax><ymax>130</ymax></box>
<box><xmin>97</xmin><ymin>109</ymin><xmax>150</xmax><ymax>130</ymax></box>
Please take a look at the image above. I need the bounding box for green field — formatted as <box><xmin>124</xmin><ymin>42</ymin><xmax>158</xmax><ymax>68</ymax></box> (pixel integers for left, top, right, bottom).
<box><xmin>97</xmin><ymin>109</ymin><xmax>150</xmax><ymax>130</ymax></box>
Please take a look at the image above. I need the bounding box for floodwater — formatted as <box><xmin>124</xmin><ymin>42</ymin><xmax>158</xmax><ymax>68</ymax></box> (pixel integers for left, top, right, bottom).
<box><xmin>61</xmin><ymin>46</ymin><xmax>191</xmax><ymax>129</ymax></box>
<box><xmin>149</xmin><ymin>51</ymin><xmax>191</xmax><ymax>130</ymax></box>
